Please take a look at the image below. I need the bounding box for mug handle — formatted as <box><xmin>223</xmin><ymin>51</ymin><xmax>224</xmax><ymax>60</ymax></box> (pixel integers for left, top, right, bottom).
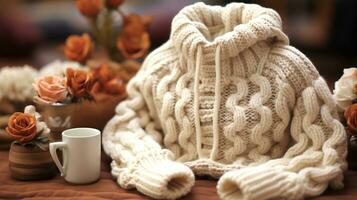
<box><xmin>49</xmin><ymin>142</ymin><xmax>67</xmax><ymax>176</ymax></box>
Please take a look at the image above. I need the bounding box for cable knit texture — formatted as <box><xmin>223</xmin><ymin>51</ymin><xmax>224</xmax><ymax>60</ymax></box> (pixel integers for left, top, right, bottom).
<box><xmin>103</xmin><ymin>2</ymin><xmax>347</xmax><ymax>200</ymax></box>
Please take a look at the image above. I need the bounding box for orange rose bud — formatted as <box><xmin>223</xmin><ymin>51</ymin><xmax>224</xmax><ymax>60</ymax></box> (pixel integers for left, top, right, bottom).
<box><xmin>76</xmin><ymin>0</ymin><xmax>102</xmax><ymax>18</ymax></box>
<box><xmin>106</xmin><ymin>0</ymin><xmax>125</xmax><ymax>9</ymax></box>
<box><xmin>116</xmin><ymin>14</ymin><xmax>151</xmax><ymax>59</ymax></box>
<box><xmin>345</xmin><ymin>104</ymin><xmax>357</xmax><ymax>136</ymax></box>
<box><xmin>6</xmin><ymin>112</ymin><xmax>39</xmax><ymax>143</ymax></box>
<box><xmin>64</xmin><ymin>33</ymin><xmax>93</xmax><ymax>64</ymax></box>
<box><xmin>66</xmin><ymin>68</ymin><xmax>94</xmax><ymax>98</ymax></box>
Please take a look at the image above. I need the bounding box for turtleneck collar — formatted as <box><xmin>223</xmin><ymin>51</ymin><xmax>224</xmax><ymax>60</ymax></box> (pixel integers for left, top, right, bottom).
<box><xmin>170</xmin><ymin>2</ymin><xmax>289</xmax><ymax>62</ymax></box>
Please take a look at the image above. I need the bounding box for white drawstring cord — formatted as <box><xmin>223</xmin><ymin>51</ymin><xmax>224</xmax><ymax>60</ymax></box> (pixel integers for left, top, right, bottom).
<box><xmin>193</xmin><ymin>46</ymin><xmax>203</xmax><ymax>158</ymax></box>
<box><xmin>193</xmin><ymin>45</ymin><xmax>222</xmax><ymax>160</ymax></box>
<box><xmin>210</xmin><ymin>45</ymin><xmax>221</xmax><ymax>160</ymax></box>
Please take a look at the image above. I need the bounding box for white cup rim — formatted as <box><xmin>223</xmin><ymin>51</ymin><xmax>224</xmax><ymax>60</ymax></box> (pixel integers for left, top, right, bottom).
<box><xmin>62</xmin><ymin>127</ymin><xmax>100</xmax><ymax>138</ymax></box>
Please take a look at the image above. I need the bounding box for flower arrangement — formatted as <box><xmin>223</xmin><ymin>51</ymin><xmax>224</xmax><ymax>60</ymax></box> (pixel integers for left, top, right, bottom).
<box><xmin>73</xmin><ymin>0</ymin><xmax>151</xmax><ymax>62</ymax></box>
<box><xmin>1</xmin><ymin>0</ymin><xmax>146</xmax><ymax>138</ymax></box>
<box><xmin>334</xmin><ymin>68</ymin><xmax>357</xmax><ymax>170</ymax></box>
<box><xmin>33</xmin><ymin>62</ymin><xmax>126</xmax><ymax>138</ymax></box>
<box><xmin>34</xmin><ymin>65</ymin><xmax>125</xmax><ymax>104</ymax></box>
<box><xmin>34</xmin><ymin>68</ymin><xmax>92</xmax><ymax>104</ymax></box>
<box><xmin>5</xmin><ymin>105</ymin><xmax>50</xmax><ymax>150</ymax></box>
<box><xmin>334</xmin><ymin>68</ymin><xmax>357</xmax><ymax>138</ymax></box>
<box><xmin>0</xmin><ymin>66</ymin><xmax>37</xmax><ymax>103</ymax></box>
<box><xmin>33</xmin><ymin>0</ymin><xmax>144</xmax><ymax>104</ymax></box>
<box><xmin>5</xmin><ymin>105</ymin><xmax>57</xmax><ymax>180</ymax></box>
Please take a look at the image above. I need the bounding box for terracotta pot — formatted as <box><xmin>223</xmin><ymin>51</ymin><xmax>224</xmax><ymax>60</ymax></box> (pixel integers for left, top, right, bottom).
<box><xmin>35</xmin><ymin>95</ymin><xmax>123</xmax><ymax>141</ymax></box>
<box><xmin>9</xmin><ymin>143</ymin><xmax>57</xmax><ymax>181</ymax></box>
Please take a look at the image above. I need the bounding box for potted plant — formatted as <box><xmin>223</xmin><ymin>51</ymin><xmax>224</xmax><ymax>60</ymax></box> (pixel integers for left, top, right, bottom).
<box><xmin>333</xmin><ymin>67</ymin><xmax>357</xmax><ymax>170</ymax></box>
<box><xmin>6</xmin><ymin>105</ymin><xmax>57</xmax><ymax>180</ymax></box>
<box><xmin>34</xmin><ymin>64</ymin><xmax>126</xmax><ymax>141</ymax></box>
<box><xmin>31</xmin><ymin>0</ymin><xmax>151</xmax><ymax>141</ymax></box>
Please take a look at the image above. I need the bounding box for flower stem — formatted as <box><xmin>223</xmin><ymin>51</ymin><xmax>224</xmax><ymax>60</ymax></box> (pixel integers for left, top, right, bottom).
<box><xmin>89</xmin><ymin>18</ymin><xmax>100</xmax><ymax>44</ymax></box>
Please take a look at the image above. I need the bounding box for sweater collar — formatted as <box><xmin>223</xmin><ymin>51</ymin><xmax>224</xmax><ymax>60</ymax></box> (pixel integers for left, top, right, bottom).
<box><xmin>170</xmin><ymin>2</ymin><xmax>289</xmax><ymax>61</ymax></box>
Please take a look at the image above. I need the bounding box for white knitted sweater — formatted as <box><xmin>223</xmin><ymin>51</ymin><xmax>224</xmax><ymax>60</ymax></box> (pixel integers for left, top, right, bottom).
<box><xmin>103</xmin><ymin>2</ymin><xmax>347</xmax><ymax>200</ymax></box>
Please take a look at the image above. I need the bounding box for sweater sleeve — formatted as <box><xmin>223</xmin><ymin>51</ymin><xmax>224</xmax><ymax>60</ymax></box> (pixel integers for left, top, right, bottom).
<box><xmin>217</xmin><ymin>46</ymin><xmax>347</xmax><ymax>200</ymax></box>
<box><xmin>102</xmin><ymin>73</ymin><xmax>194</xmax><ymax>199</ymax></box>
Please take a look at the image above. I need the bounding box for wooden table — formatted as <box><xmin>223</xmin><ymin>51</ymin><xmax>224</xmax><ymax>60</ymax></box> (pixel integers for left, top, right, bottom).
<box><xmin>0</xmin><ymin>150</ymin><xmax>356</xmax><ymax>199</ymax></box>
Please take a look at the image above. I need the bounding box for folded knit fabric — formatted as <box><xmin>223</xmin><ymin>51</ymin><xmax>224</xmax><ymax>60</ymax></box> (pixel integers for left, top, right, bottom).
<box><xmin>103</xmin><ymin>2</ymin><xmax>347</xmax><ymax>200</ymax></box>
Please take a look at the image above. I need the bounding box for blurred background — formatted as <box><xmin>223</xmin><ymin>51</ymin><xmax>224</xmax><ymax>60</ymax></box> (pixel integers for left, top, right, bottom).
<box><xmin>0</xmin><ymin>0</ymin><xmax>356</xmax><ymax>85</ymax></box>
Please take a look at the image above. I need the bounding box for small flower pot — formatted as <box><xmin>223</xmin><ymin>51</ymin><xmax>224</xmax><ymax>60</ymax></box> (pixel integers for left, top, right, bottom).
<box><xmin>9</xmin><ymin>143</ymin><xmax>57</xmax><ymax>181</ymax></box>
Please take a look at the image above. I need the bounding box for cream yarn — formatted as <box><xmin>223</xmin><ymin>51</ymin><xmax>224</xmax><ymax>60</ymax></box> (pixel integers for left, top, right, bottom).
<box><xmin>103</xmin><ymin>2</ymin><xmax>347</xmax><ymax>200</ymax></box>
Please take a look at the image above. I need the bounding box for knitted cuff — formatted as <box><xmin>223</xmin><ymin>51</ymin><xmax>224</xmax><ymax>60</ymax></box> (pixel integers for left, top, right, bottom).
<box><xmin>131</xmin><ymin>150</ymin><xmax>195</xmax><ymax>199</ymax></box>
<box><xmin>217</xmin><ymin>166</ymin><xmax>305</xmax><ymax>200</ymax></box>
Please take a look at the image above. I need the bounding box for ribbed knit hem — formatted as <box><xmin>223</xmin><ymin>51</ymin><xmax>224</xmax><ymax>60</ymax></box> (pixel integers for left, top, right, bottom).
<box><xmin>217</xmin><ymin>166</ymin><xmax>305</xmax><ymax>200</ymax></box>
<box><xmin>132</xmin><ymin>150</ymin><xmax>195</xmax><ymax>199</ymax></box>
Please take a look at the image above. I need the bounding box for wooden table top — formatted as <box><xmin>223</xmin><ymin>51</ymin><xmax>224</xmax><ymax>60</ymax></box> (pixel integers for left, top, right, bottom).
<box><xmin>0</xmin><ymin>150</ymin><xmax>357</xmax><ymax>199</ymax></box>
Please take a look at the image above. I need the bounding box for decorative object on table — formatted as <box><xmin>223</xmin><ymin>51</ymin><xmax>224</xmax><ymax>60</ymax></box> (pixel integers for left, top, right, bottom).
<box><xmin>6</xmin><ymin>105</ymin><xmax>56</xmax><ymax>181</ymax></box>
<box><xmin>102</xmin><ymin>2</ymin><xmax>347</xmax><ymax>200</ymax></box>
<box><xmin>0</xmin><ymin>0</ymin><xmax>147</xmax><ymax>142</ymax></box>
<box><xmin>0</xmin><ymin>66</ymin><xmax>37</xmax><ymax>104</ymax></box>
<box><xmin>0</xmin><ymin>66</ymin><xmax>38</xmax><ymax>147</ymax></box>
<box><xmin>333</xmin><ymin>68</ymin><xmax>357</xmax><ymax>170</ymax></box>
<box><xmin>50</xmin><ymin>128</ymin><xmax>101</xmax><ymax>184</ymax></box>
<box><xmin>32</xmin><ymin>0</ymin><xmax>148</xmax><ymax>138</ymax></box>
<box><xmin>34</xmin><ymin>63</ymin><xmax>126</xmax><ymax>141</ymax></box>
<box><xmin>75</xmin><ymin>0</ymin><xmax>151</xmax><ymax>62</ymax></box>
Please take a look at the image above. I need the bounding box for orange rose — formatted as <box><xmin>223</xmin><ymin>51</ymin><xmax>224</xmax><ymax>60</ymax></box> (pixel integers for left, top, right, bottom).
<box><xmin>345</xmin><ymin>104</ymin><xmax>357</xmax><ymax>135</ymax></box>
<box><xmin>6</xmin><ymin>112</ymin><xmax>38</xmax><ymax>143</ymax></box>
<box><xmin>91</xmin><ymin>80</ymin><xmax>126</xmax><ymax>102</ymax></box>
<box><xmin>33</xmin><ymin>76</ymin><xmax>68</xmax><ymax>103</ymax></box>
<box><xmin>91</xmin><ymin>64</ymin><xmax>125</xmax><ymax>96</ymax></box>
<box><xmin>66</xmin><ymin>68</ymin><xmax>94</xmax><ymax>98</ymax></box>
<box><xmin>116</xmin><ymin>14</ymin><xmax>151</xmax><ymax>59</ymax></box>
<box><xmin>106</xmin><ymin>0</ymin><xmax>125</xmax><ymax>9</ymax></box>
<box><xmin>64</xmin><ymin>33</ymin><xmax>93</xmax><ymax>64</ymax></box>
<box><xmin>76</xmin><ymin>0</ymin><xmax>102</xmax><ymax>18</ymax></box>
<box><xmin>92</xmin><ymin>64</ymin><xmax>114</xmax><ymax>84</ymax></box>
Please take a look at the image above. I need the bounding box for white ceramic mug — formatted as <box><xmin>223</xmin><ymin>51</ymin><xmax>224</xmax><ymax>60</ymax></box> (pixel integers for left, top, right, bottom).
<box><xmin>49</xmin><ymin>128</ymin><xmax>101</xmax><ymax>184</ymax></box>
